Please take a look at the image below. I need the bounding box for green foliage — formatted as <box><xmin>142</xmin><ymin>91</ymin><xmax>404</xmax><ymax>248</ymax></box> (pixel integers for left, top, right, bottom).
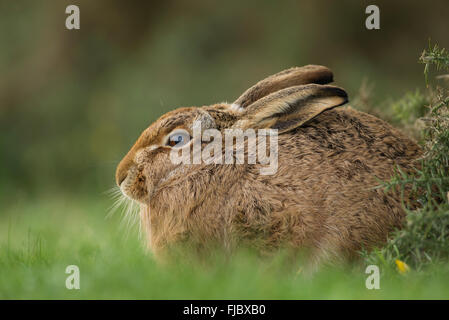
<box><xmin>364</xmin><ymin>205</ymin><xmax>449</xmax><ymax>272</ymax></box>
<box><xmin>421</xmin><ymin>42</ymin><xmax>449</xmax><ymax>84</ymax></box>
<box><xmin>365</xmin><ymin>43</ymin><xmax>449</xmax><ymax>271</ymax></box>
<box><xmin>391</xmin><ymin>89</ymin><xmax>428</xmax><ymax>127</ymax></box>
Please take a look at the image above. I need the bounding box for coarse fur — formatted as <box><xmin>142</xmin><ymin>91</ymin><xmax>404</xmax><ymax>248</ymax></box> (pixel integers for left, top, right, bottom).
<box><xmin>115</xmin><ymin>65</ymin><xmax>422</xmax><ymax>268</ymax></box>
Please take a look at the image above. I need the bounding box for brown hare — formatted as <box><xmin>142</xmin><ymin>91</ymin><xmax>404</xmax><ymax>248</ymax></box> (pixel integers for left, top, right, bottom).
<box><xmin>115</xmin><ymin>65</ymin><xmax>421</xmax><ymax>267</ymax></box>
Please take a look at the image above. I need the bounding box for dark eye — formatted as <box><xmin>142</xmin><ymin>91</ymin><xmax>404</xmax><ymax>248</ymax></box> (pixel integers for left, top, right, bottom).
<box><xmin>167</xmin><ymin>130</ymin><xmax>190</xmax><ymax>148</ymax></box>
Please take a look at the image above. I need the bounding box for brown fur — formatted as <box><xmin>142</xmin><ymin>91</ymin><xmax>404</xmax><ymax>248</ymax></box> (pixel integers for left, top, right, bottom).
<box><xmin>115</xmin><ymin>65</ymin><xmax>422</xmax><ymax>268</ymax></box>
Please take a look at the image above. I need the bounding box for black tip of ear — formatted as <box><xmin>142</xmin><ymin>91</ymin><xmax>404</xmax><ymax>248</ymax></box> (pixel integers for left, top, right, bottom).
<box><xmin>338</xmin><ymin>88</ymin><xmax>349</xmax><ymax>104</ymax></box>
<box><xmin>306</xmin><ymin>65</ymin><xmax>334</xmax><ymax>85</ymax></box>
<box><xmin>336</xmin><ymin>87</ymin><xmax>348</xmax><ymax>100</ymax></box>
<box><xmin>322</xmin><ymin>85</ymin><xmax>348</xmax><ymax>105</ymax></box>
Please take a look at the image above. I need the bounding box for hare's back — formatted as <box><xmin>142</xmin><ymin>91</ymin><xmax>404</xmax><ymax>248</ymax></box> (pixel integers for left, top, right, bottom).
<box><xmin>274</xmin><ymin>106</ymin><xmax>421</xmax><ymax>188</ymax></box>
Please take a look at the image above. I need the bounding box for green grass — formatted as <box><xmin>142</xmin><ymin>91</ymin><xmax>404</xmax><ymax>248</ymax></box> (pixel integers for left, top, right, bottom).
<box><xmin>1</xmin><ymin>195</ymin><xmax>449</xmax><ymax>299</ymax></box>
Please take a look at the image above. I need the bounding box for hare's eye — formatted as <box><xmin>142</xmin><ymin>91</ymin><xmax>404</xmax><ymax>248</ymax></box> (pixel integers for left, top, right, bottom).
<box><xmin>167</xmin><ymin>130</ymin><xmax>190</xmax><ymax>148</ymax></box>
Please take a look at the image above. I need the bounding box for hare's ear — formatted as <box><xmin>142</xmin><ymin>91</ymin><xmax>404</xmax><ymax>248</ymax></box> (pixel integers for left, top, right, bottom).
<box><xmin>234</xmin><ymin>84</ymin><xmax>348</xmax><ymax>133</ymax></box>
<box><xmin>233</xmin><ymin>65</ymin><xmax>333</xmax><ymax>110</ymax></box>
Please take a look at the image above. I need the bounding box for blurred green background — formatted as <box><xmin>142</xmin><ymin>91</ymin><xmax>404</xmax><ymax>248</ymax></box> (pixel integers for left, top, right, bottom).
<box><xmin>1</xmin><ymin>0</ymin><xmax>449</xmax><ymax>299</ymax></box>
<box><xmin>1</xmin><ymin>0</ymin><xmax>448</xmax><ymax>197</ymax></box>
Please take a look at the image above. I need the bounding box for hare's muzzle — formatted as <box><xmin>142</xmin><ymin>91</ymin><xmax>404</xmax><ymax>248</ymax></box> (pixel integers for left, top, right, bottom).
<box><xmin>116</xmin><ymin>170</ymin><xmax>127</xmax><ymax>187</ymax></box>
<box><xmin>116</xmin><ymin>155</ymin><xmax>134</xmax><ymax>187</ymax></box>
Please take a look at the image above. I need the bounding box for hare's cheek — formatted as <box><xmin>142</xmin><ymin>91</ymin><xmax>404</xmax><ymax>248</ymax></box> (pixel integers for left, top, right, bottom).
<box><xmin>141</xmin><ymin>149</ymin><xmax>177</xmax><ymax>187</ymax></box>
<box><xmin>141</xmin><ymin>156</ymin><xmax>167</xmax><ymax>185</ymax></box>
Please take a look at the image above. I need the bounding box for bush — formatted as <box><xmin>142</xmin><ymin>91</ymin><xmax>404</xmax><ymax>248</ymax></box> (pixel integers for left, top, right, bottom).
<box><xmin>364</xmin><ymin>43</ymin><xmax>449</xmax><ymax>271</ymax></box>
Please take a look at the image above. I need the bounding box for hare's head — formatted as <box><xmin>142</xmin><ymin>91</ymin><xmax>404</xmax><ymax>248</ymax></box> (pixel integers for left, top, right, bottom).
<box><xmin>116</xmin><ymin>65</ymin><xmax>348</xmax><ymax>204</ymax></box>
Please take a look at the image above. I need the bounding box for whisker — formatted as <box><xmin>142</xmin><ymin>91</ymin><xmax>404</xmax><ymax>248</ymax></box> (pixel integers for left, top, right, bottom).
<box><xmin>104</xmin><ymin>186</ymin><xmax>141</xmax><ymax>240</ymax></box>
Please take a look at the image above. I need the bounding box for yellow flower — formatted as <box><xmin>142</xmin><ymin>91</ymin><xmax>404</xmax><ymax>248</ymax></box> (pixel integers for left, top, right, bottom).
<box><xmin>395</xmin><ymin>259</ymin><xmax>410</xmax><ymax>274</ymax></box>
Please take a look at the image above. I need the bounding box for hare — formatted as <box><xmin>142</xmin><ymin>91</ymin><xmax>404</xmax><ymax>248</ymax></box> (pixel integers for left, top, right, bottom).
<box><xmin>115</xmin><ymin>65</ymin><xmax>421</xmax><ymax>267</ymax></box>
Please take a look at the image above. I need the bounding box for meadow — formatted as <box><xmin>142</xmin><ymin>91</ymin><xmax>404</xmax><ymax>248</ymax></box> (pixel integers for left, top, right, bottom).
<box><xmin>0</xmin><ymin>193</ymin><xmax>448</xmax><ymax>300</ymax></box>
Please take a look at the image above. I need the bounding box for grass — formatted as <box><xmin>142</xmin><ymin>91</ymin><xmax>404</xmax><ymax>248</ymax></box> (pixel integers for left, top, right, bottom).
<box><xmin>1</xmin><ymin>194</ymin><xmax>449</xmax><ymax>299</ymax></box>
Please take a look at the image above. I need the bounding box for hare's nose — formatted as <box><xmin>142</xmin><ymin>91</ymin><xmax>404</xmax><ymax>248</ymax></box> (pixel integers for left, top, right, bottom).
<box><xmin>116</xmin><ymin>153</ymin><xmax>135</xmax><ymax>187</ymax></box>
<box><xmin>116</xmin><ymin>160</ymin><xmax>132</xmax><ymax>187</ymax></box>
<box><xmin>116</xmin><ymin>171</ymin><xmax>127</xmax><ymax>187</ymax></box>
